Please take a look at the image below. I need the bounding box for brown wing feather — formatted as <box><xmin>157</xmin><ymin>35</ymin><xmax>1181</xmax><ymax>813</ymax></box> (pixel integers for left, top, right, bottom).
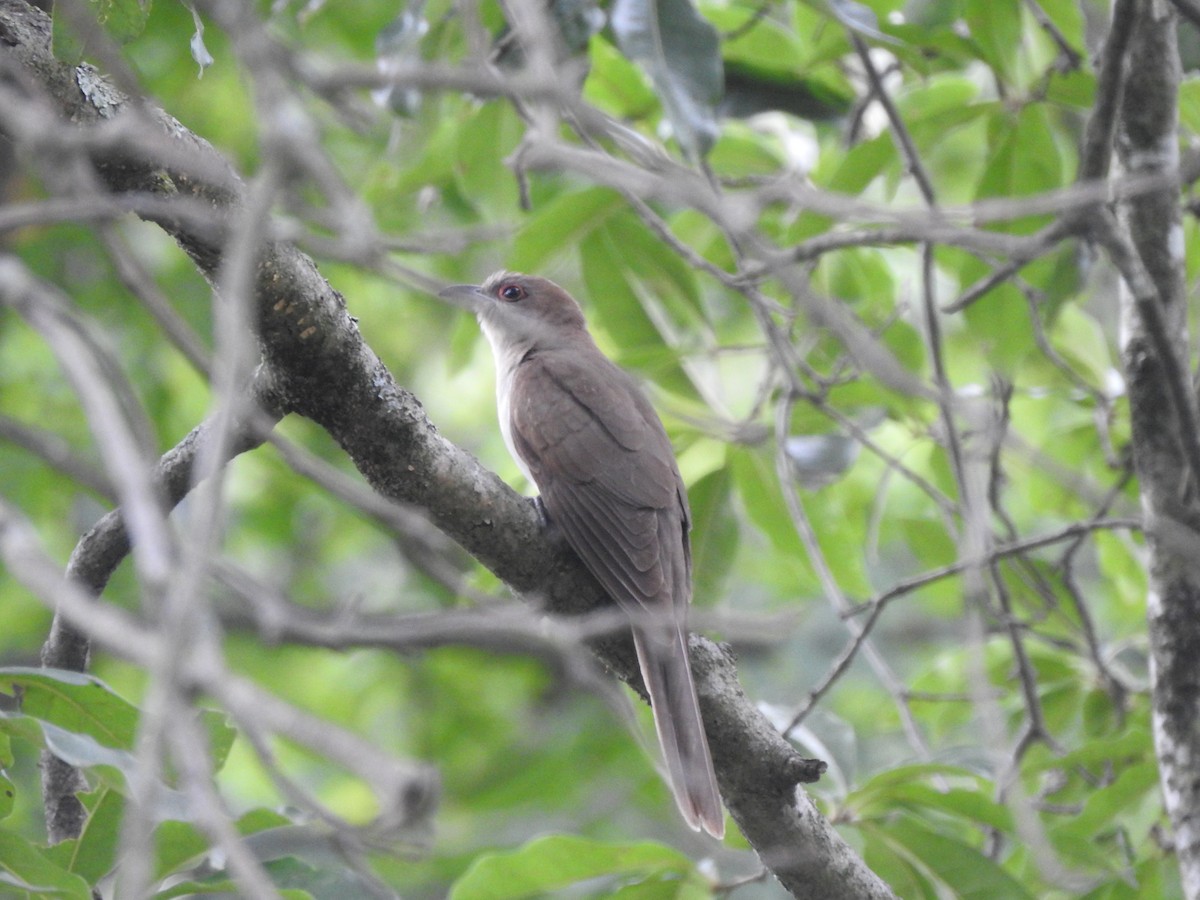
<box><xmin>508</xmin><ymin>348</ymin><xmax>689</xmax><ymax>615</ymax></box>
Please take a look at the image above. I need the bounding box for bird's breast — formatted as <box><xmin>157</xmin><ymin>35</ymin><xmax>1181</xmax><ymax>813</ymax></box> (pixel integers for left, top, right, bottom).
<box><xmin>492</xmin><ymin>348</ymin><xmax>536</xmax><ymax>485</ymax></box>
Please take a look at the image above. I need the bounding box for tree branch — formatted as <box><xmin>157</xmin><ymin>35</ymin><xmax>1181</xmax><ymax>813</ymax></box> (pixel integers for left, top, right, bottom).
<box><xmin>1113</xmin><ymin>4</ymin><xmax>1200</xmax><ymax>896</ymax></box>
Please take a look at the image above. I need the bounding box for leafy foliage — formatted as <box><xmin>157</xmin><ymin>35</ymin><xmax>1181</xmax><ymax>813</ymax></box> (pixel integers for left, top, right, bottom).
<box><xmin>51</xmin><ymin>0</ymin><xmax>151</xmax><ymax>65</ymax></box>
<box><xmin>610</xmin><ymin>0</ymin><xmax>723</xmax><ymax>159</ymax></box>
<box><xmin>0</xmin><ymin>0</ymin><xmax>1191</xmax><ymax>896</ymax></box>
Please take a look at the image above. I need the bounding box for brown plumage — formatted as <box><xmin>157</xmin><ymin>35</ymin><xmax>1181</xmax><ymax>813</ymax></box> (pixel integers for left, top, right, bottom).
<box><xmin>439</xmin><ymin>271</ymin><xmax>724</xmax><ymax>838</ymax></box>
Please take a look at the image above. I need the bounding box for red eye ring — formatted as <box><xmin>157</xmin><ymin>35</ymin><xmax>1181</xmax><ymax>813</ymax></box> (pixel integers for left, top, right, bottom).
<box><xmin>498</xmin><ymin>283</ymin><xmax>525</xmax><ymax>302</ymax></box>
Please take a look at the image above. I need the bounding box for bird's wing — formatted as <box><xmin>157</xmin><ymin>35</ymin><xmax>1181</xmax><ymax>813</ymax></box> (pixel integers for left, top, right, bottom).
<box><xmin>509</xmin><ymin>348</ymin><xmax>721</xmax><ymax>838</ymax></box>
<box><xmin>507</xmin><ymin>349</ymin><xmax>691</xmax><ymax>616</ymax></box>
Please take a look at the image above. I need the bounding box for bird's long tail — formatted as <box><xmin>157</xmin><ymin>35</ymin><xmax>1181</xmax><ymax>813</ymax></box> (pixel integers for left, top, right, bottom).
<box><xmin>632</xmin><ymin>624</ymin><xmax>724</xmax><ymax>838</ymax></box>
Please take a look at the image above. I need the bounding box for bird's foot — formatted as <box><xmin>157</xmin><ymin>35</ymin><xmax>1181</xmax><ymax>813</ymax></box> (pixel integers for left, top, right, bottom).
<box><xmin>532</xmin><ymin>495</ymin><xmax>549</xmax><ymax>526</ymax></box>
<box><xmin>530</xmin><ymin>496</ymin><xmax>566</xmax><ymax>545</ymax></box>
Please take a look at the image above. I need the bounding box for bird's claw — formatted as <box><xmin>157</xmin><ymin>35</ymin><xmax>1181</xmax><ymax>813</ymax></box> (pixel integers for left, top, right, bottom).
<box><xmin>531</xmin><ymin>495</ymin><xmax>552</xmax><ymax>529</ymax></box>
<box><xmin>530</xmin><ymin>496</ymin><xmax>567</xmax><ymax>545</ymax></box>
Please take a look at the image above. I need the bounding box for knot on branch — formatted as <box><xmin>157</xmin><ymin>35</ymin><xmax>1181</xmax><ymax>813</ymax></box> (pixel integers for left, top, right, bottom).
<box><xmin>783</xmin><ymin>751</ymin><xmax>827</xmax><ymax>787</ymax></box>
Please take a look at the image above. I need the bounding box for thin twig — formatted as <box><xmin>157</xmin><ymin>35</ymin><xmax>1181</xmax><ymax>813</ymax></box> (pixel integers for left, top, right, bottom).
<box><xmin>1022</xmin><ymin>0</ymin><xmax>1084</xmax><ymax>71</ymax></box>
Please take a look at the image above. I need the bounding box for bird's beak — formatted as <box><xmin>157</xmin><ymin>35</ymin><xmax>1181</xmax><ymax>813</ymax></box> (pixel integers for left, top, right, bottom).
<box><xmin>437</xmin><ymin>283</ymin><xmax>488</xmax><ymax>312</ymax></box>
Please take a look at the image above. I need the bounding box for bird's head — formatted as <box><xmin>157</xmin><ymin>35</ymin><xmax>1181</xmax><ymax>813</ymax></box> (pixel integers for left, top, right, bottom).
<box><xmin>438</xmin><ymin>271</ymin><xmax>588</xmax><ymax>352</ymax></box>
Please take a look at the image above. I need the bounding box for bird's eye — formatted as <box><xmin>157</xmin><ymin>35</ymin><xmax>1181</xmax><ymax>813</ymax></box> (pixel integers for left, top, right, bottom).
<box><xmin>498</xmin><ymin>283</ymin><xmax>525</xmax><ymax>302</ymax></box>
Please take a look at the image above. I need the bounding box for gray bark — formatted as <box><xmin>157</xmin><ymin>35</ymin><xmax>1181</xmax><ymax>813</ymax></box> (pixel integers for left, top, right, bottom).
<box><xmin>1115</xmin><ymin>3</ymin><xmax>1200</xmax><ymax>896</ymax></box>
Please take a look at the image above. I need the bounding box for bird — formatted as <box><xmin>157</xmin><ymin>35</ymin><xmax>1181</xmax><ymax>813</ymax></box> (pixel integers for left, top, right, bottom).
<box><xmin>438</xmin><ymin>271</ymin><xmax>724</xmax><ymax>838</ymax></box>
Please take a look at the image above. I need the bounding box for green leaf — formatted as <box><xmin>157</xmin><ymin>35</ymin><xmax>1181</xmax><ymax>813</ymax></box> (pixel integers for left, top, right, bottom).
<box><xmin>1068</xmin><ymin>759</ymin><xmax>1160</xmax><ymax>839</ymax></box>
<box><xmin>1033</xmin><ymin>0</ymin><xmax>1085</xmax><ymax>65</ymax></box>
<box><xmin>963</xmin><ymin>0</ymin><xmax>1022</xmax><ymax>84</ymax></box>
<box><xmin>850</xmin><ymin>763</ymin><xmax>1003</xmax><ymax>821</ymax></box>
<box><xmin>1049</xmin><ymin>305</ymin><xmax>1112</xmax><ymax>386</ymax></box>
<box><xmin>152</xmin><ymin>814</ymin><xmax>361</xmax><ymax>897</ymax></box>
<box><xmin>862</xmin><ymin>780</ymin><xmax>1013</xmax><ymax>832</ymax></box>
<box><xmin>45</xmin><ymin>788</ymin><xmax>123</xmax><ymax>882</ymax></box>
<box><xmin>53</xmin><ymin>0</ymin><xmax>152</xmax><ymax>65</ymax></box>
<box><xmin>0</xmin><ymin>712</ymin><xmax>192</xmax><ymax>817</ymax></box>
<box><xmin>813</xmin><ymin>247</ymin><xmax>894</xmax><ymax>307</ymax></box>
<box><xmin>449</xmin><ymin>835</ymin><xmax>698</xmax><ymax>899</ymax></box>
<box><xmin>237</xmin><ymin>807</ymin><xmax>299</xmax><ymax>835</ymax></box>
<box><xmin>975</xmin><ymin>104</ymin><xmax>1065</xmax><ymax>230</ymax></box>
<box><xmin>0</xmin><ymin>828</ymin><xmax>92</xmax><ymax>900</ymax></box>
<box><xmin>861</xmin><ymin>824</ymin><xmax>939</xmax><ymax>899</ymax></box>
<box><xmin>609</xmin><ymin>877</ymin><xmax>711</xmax><ymax>900</ymax></box>
<box><xmin>150</xmin><ymin>811</ymin><xmax>293</xmax><ymax>886</ymax></box>
<box><xmin>707</xmin><ymin>124</ymin><xmax>788</xmax><ymax>177</ymax></box>
<box><xmin>1046</xmin><ymin>68</ymin><xmax>1095</xmax><ymax>109</ymax></box>
<box><xmin>613</xmin><ymin>214</ymin><xmax>704</xmax><ymax>323</ymax></box>
<box><xmin>152</xmin><ymin>820</ymin><xmax>211</xmax><ymax>881</ymax></box>
<box><xmin>880</xmin><ymin>319</ymin><xmax>926</xmax><ymax>376</ymax></box>
<box><xmin>203</xmin><ymin>710</ymin><xmax>237</xmax><ymax>774</ymax></box>
<box><xmin>727</xmin><ymin>448</ymin><xmax>825</xmax><ymax>596</ymax></box>
<box><xmin>578</xmin><ymin>221</ymin><xmax>699</xmax><ymax>399</ymax></box>
<box><xmin>2</xmin><ymin>668</ymin><xmax>235</xmax><ymax>773</ymax></box>
<box><xmin>585</xmin><ymin>37</ymin><xmax>659</xmax><ymax>118</ymax></box>
<box><xmin>730</xmin><ymin>446</ymin><xmax>802</xmax><ymax>557</ymax></box>
<box><xmin>1093</xmin><ymin>530</ymin><xmax>1148</xmax><ymax>629</ymax></box>
<box><xmin>152</xmin><ymin>880</ymin><xmax>245</xmax><ymax>899</ymax></box>
<box><xmin>510</xmin><ymin>187</ymin><xmax>624</xmax><ymax>273</ymax></box>
<box><xmin>580</xmin><ymin>231</ymin><xmax>668</xmax><ymax>356</ymax></box>
<box><xmin>610</xmin><ymin>0</ymin><xmax>723</xmax><ymax>159</ymax></box>
<box><xmin>4</xmin><ymin>667</ymin><xmax>139</xmax><ymax>750</ymax></box>
<box><xmin>813</xmin><ymin>133</ymin><xmax>896</xmax><ymax>195</ymax></box>
<box><xmin>688</xmin><ymin>464</ymin><xmax>738</xmax><ymax>599</ymax></box>
<box><xmin>453</xmin><ymin>102</ymin><xmax>522</xmax><ymax>218</ymax></box>
<box><xmin>0</xmin><ymin>771</ymin><xmax>13</xmax><ymax>820</ymax></box>
<box><xmin>0</xmin><ymin>669</ymin><xmax>235</xmax><ymax>822</ymax></box>
<box><xmin>154</xmin><ymin>878</ymin><xmax>313</xmax><ymax>899</ymax></box>
<box><xmin>896</xmin><ymin>75</ymin><xmax>980</xmax><ymax>124</ymax></box>
<box><xmin>1079</xmin><ymin>856</ymin><xmax>1180</xmax><ymax>899</ymax></box>
<box><xmin>958</xmin><ymin>283</ymin><xmax>1036</xmax><ymax>375</ymax></box>
<box><xmin>1179</xmin><ymin>79</ymin><xmax>1200</xmax><ymax>136</ymax></box>
<box><xmin>884</xmin><ymin>816</ymin><xmax>1036</xmax><ymax>898</ymax></box>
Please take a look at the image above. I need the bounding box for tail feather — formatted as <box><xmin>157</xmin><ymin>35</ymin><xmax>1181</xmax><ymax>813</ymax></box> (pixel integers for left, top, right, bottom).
<box><xmin>632</xmin><ymin>625</ymin><xmax>724</xmax><ymax>838</ymax></box>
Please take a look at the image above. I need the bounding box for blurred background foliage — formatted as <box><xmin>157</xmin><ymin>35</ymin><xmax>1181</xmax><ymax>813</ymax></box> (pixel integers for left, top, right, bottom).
<box><xmin>0</xmin><ymin>0</ymin><xmax>1190</xmax><ymax>895</ymax></box>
